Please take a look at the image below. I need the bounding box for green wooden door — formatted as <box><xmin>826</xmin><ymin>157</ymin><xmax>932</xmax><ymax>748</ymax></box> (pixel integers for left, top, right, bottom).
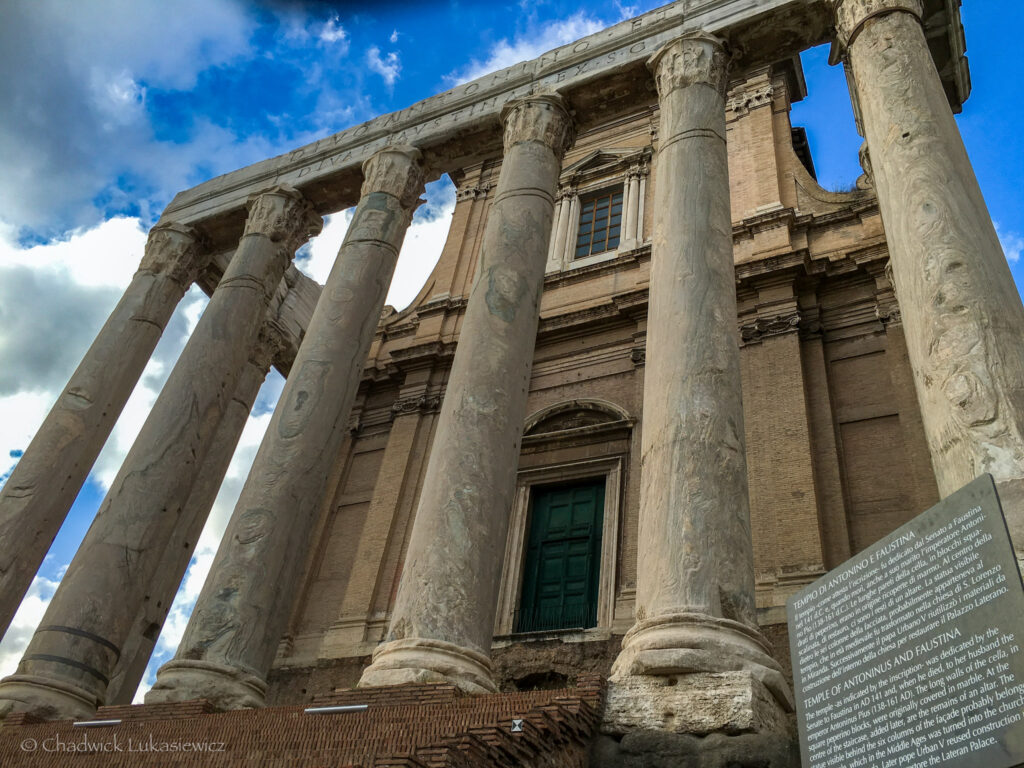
<box><xmin>517</xmin><ymin>479</ymin><xmax>604</xmax><ymax>633</ymax></box>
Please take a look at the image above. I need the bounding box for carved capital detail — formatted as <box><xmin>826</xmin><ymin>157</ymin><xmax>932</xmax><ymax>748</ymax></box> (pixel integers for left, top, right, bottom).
<box><xmin>740</xmin><ymin>311</ymin><xmax>801</xmax><ymax>344</ymax></box>
<box><xmin>630</xmin><ymin>348</ymin><xmax>646</xmax><ymax>367</ymax></box>
<box><xmin>727</xmin><ymin>83</ymin><xmax>774</xmax><ymax>116</ymax></box>
<box><xmin>500</xmin><ymin>94</ymin><xmax>574</xmax><ymax>158</ymax></box>
<box><xmin>648</xmin><ymin>31</ymin><xmax>729</xmax><ymax>99</ymax></box>
<box><xmin>832</xmin><ymin>0</ymin><xmax>924</xmax><ymax>50</ymax></box>
<box><xmin>250</xmin><ymin>322</ymin><xmax>289</xmax><ymax>369</ymax></box>
<box><xmin>361</xmin><ymin>145</ymin><xmax>426</xmax><ymax>210</ymax></box>
<box><xmin>244</xmin><ymin>185</ymin><xmax>323</xmax><ymax>255</ymax></box>
<box><xmin>139</xmin><ymin>222</ymin><xmax>206</xmax><ymax>286</ymax></box>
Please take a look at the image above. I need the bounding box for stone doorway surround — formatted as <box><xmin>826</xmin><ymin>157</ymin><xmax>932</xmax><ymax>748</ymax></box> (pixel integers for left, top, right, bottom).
<box><xmin>494</xmin><ymin>399</ymin><xmax>632</xmax><ymax>639</ymax></box>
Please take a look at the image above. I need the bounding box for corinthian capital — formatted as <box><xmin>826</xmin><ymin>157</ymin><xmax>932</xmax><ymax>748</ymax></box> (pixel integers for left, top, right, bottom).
<box><xmin>648</xmin><ymin>31</ymin><xmax>729</xmax><ymax>99</ymax></box>
<box><xmin>832</xmin><ymin>0</ymin><xmax>924</xmax><ymax>50</ymax></box>
<box><xmin>361</xmin><ymin>145</ymin><xmax>426</xmax><ymax>210</ymax></box>
<box><xmin>244</xmin><ymin>185</ymin><xmax>323</xmax><ymax>255</ymax></box>
<box><xmin>500</xmin><ymin>94</ymin><xmax>574</xmax><ymax>158</ymax></box>
<box><xmin>139</xmin><ymin>222</ymin><xmax>206</xmax><ymax>286</ymax></box>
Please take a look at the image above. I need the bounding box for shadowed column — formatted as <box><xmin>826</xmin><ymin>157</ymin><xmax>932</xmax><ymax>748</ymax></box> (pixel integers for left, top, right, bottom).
<box><xmin>147</xmin><ymin>146</ymin><xmax>425</xmax><ymax>711</ymax></box>
<box><xmin>606</xmin><ymin>32</ymin><xmax>792</xmax><ymax>734</ymax></box>
<box><xmin>358</xmin><ymin>95</ymin><xmax>573</xmax><ymax>694</ymax></box>
<box><xmin>104</xmin><ymin>324</ymin><xmax>284</xmax><ymax>705</ymax></box>
<box><xmin>834</xmin><ymin>0</ymin><xmax>1024</xmax><ymax>541</ymax></box>
<box><xmin>0</xmin><ymin>223</ymin><xmax>205</xmax><ymax>638</ymax></box>
<box><xmin>0</xmin><ymin>186</ymin><xmax>320</xmax><ymax>721</ymax></box>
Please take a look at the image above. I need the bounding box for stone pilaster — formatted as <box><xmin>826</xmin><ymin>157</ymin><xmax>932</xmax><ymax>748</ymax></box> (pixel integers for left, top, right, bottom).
<box><xmin>0</xmin><ymin>186</ymin><xmax>320</xmax><ymax>721</ymax></box>
<box><xmin>606</xmin><ymin>32</ymin><xmax>792</xmax><ymax>735</ymax></box>
<box><xmin>0</xmin><ymin>223</ymin><xmax>205</xmax><ymax>638</ymax></box>
<box><xmin>147</xmin><ymin>147</ymin><xmax>425</xmax><ymax>711</ymax></box>
<box><xmin>358</xmin><ymin>95</ymin><xmax>573</xmax><ymax>694</ymax></box>
<box><xmin>104</xmin><ymin>323</ymin><xmax>283</xmax><ymax>705</ymax></box>
<box><xmin>834</xmin><ymin>0</ymin><xmax>1024</xmax><ymax>539</ymax></box>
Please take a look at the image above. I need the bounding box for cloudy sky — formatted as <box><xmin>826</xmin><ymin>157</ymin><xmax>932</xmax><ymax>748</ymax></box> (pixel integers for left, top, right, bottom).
<box><xmin>0</xmin><ymin>0</ymin><xmax>1020</xmax><ymax>702</ymax></box>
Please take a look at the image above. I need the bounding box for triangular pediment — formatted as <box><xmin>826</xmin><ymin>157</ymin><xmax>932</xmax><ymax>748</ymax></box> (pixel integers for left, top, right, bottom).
<box><xmin>561</xmin><ymin>148</ymin><xmax>641</xmax><ymax>178</ymax></box>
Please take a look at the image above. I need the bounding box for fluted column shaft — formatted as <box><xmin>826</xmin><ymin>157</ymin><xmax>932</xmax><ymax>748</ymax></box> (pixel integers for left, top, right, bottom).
<box><xmin>104</xmin><ymin>326</ymin><xmax>280</xmax><ymax>705</ymax></box>
<box><xmin>0</xmin><ymin>186</ymin><xmax>320</xmax><ymax>721</ymax></box>
<box><xmin>609</xmin><ymin>33</ymin><xmax>789</xmax><ymax>709</ymax></box>
<box><xmin>835</xmin><ymin>0</ymin><xmax>1024</xmax><ymax>529</ymax></box>
<box><xmin>147</xmin><ymin>147</ymin><xmax>425</xmax><ymax>711</ymax></box>
<box><xmin>0</xmin><ymin>224</ymin><xmax>204</xmax><ymax>638</ymax></box>
<box><xmin>358</xmin><ymin>95</ymin><xmax>573</xmax><ymax>694</ymax></box>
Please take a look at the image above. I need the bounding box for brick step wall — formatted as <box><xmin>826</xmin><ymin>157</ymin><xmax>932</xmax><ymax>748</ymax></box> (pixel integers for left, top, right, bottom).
<box><xmin>0</xmin><ymin>675</ymin><xmax>605</xmax><ymax>767</ymax></box>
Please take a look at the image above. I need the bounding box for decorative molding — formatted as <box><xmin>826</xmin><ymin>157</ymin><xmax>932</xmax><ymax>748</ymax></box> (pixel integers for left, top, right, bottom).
<box><xmin>500</xmin><ymin>94</ymin><xmax>574</xmax><ymax>157</ymax></box>
<box><xmin>455</xmin><ymin>182</ymin><xmax>495</xmax><ymax>203</ymax></box>
<box><xmin>648</xmin><ymin>31</ymin><xmax>729</xmax><ymax>98</ymax></box>
<box><xmin>390</xmin><ymin>393</ymin><xmax>442</xmax><ymax>418</ymax></box>
<box><xmin>740</xmin><ymin>311</ymin><xmax>801</xmax><ymax>344</ymax></box>
<box><xmin>832</xmin><ymin>0</ymin><xmax>924</xmax><ymax>52</ymax></box>
<box><xmin>243</xmin><ymin>185</ymin><xmax>322</xmax><ymax>255</ymax></box>
<box><xmin>360</xmin><ymin>145</ymin><xmax>425</xmax><ymax>210</ymax></box>
<box><xmin>630</xmin><ymin>348</ymin><xmax>646</xmax><ymax>367</ymax></box>
<box><xmin>139</xmin><ymin>222</ymin><xmax>207</xmax><ymax>286</ymax></box>
<box><xmin>726</xmin><ymin>83</ymin><xmax>774</xmax><ymax>116</ymax></box>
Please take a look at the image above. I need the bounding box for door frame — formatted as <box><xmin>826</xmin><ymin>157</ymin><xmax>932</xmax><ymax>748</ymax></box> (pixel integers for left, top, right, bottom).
<box><xmin>494</xmin><ymin>456</ymin><xmax>623</xmax><ymax>636</ymax></box>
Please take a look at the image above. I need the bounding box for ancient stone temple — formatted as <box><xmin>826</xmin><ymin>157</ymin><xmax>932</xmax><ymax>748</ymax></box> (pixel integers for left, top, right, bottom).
<box><xmin>2</xmin><ymin>0</ymin><xmax>1021</xmax><ymax>765</ymax></box>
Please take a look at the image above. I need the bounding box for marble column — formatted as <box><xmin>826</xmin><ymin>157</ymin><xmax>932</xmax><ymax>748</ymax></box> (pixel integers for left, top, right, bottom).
<box><xmin>0</xmin><ymin>223</ymin><xmax>204</xmax><ymax>638</ymax></box>
<box><xmin>834</xmin><ymin>0</ymin><xmax>1024</xmax><ymax>534</ymax></box>
<box><xmin>0</xmin><ymin>186</ymin><xmax>320</xmax><ymax>721</ymax></box>
<box><xmin>104</xmin><ymin>326</ymin><xmax>281</xmax><ymax>705</ymax></box>
<box><xmin>146</xmin><ymin>146</ymin><xmax>425</xmax><ymax>711</ymax></box>
<box><xmin>357</xmin><ymin>95</ymin><xmax>572</xmax><ymax>694</ymax></box>
<box><xmin>606</xmin><ymin>32</ymin><xmax>792</xmax><ymax>734</ymax></box>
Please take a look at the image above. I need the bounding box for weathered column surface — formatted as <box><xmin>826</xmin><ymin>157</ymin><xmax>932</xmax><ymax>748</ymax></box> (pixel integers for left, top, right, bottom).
<box><xmin>147</xmin><ymin>147</ymin><xmax>425</xmax><ymax>711</ymax></box>
<box><xmin>605</xmin><ymin>32</ymin><xmax>792</xmax><ymax>737</ymax></box>
<box><xmin>105</xmin><ymin>326</ymin><xmax>281</xmax><ymax>705</ymax></box>
<box><xmin>0</xmin><ymin>186</ymin><xmax>320</xmax><ymax>721</ymax></box>
<box><xmin>358</xmin><ymin>95</ymin><xmax>572</xmax><ymax>694</ymax></box>
<box><xmin>835</xmin><ymin>0</ymin><xmax>1024</xmax><ymax>538</ymax></box>
<box><xmin>0</xmin><ymin>224</ymin><xmax>204</xmax><ymax>638</ymax></box>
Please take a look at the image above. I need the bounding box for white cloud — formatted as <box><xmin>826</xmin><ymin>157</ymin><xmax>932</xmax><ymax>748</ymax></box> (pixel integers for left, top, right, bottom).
<box><xmin>996</xmin><ymin>222</ymin><xmax>1023</xmax><ymax>264</ymax></box>
<box><xmin>0</xmin><ymin>0</ymin><xmax>258</xmax><ymax>237</ymax></box>
<box><xmin>0</xmin><ymin>573</ymin><xmax>62</xmax><ymax>678</ymax></box>
<box><xmin>366</xmin><ymin>46</ymin><xmax>401</xmax><ymax>87</ymax></box>
<box><xmin>389</xmin><ymin>29</ymin><xmax>399</xmax><ymax>44</ymax></box>
<box><xmin>445</xmin><ymin>11</ymin><xmax>605</xmax><ymax>85</ymax></box>
<box><xmin>319</xmin><ymin>16</ymin><xmax>348</xmax><ymax>47</ymax></box>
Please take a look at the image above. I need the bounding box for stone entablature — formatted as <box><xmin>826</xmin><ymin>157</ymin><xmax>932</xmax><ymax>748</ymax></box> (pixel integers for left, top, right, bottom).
<box><xmin>156</xmin><ymin>0</ymin><xmax>966</xmax><ymax>247</ymax></box>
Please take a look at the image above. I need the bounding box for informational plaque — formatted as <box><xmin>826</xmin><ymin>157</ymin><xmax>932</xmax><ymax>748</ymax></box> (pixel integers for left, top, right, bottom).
<box><xmin>788</xmin><ymin>474</ymin><xmax>1024</xmax><ymax>768</ymax></box>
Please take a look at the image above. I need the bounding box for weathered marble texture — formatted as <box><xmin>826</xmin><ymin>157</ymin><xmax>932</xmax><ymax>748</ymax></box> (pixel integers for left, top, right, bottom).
<box><xmin>146</xmin><ymin>147</ymin><xmax>425</xmax><ymax>711</ymax></box>
<box><xmin>104</xmin><ymin>328</ymin><xmax>279</xmax><ymax>705</ymax></box>
<box><xmin>358</xmin><ymin>95</ymin><xmax>573</xmax><ymax>694</ymax></box>
<box><xmin>609</xmin><ymin>32</ymin><xmax>792</xmax><ymax>722</ymax></box>
<box><xmin>0</xmin><ymin>223</ymin><xmax>204</xmax><ymax>639</ymax></box>
<box><xmin>837</xmin><ymin>0</ymin><xmax>1024</xmax><ymax>531</ymax></box>
<box><xmin>0</xmin><ymin>187</ymin><xmax>320</xmax><ymax>721</ymax></box>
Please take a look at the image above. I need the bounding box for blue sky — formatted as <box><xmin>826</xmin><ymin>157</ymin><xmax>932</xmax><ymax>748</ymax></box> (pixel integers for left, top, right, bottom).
<box><xmin>0</xmin><ymin>0</ymin><xmax>1020</xmax><ymax>700</ymax></box>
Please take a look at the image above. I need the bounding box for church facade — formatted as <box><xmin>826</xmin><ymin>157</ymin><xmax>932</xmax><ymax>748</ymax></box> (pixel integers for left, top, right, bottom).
<box><xmin>3</xmin><ymin>0</ymin><xmax>1022</xmax><ymax>765</ymax></box>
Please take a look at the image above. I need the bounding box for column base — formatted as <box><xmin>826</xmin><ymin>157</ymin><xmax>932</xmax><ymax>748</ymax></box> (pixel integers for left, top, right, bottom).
<box><xmin>0</xmin><ymin>674</ymin><xmax>98</xmax><ymax>721</ymax></box>
<box><xmin>144</xmin><ymin>659</ymin><xmax>267</xmax><ymax>711</ymax></box>
<box><xmin>357</xmin><ymin>637</ymin><xmax>497</xmax><ymax>694</ymax></box>
<box><xmin>610</xmin><ymin>612</ymin><xmax>794</xmax><ymax>713</ymax></box>
<box><xmin>602</xmin><ymin>671</ymin><xmax>792</xmax><ymax>737</ymax></box>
